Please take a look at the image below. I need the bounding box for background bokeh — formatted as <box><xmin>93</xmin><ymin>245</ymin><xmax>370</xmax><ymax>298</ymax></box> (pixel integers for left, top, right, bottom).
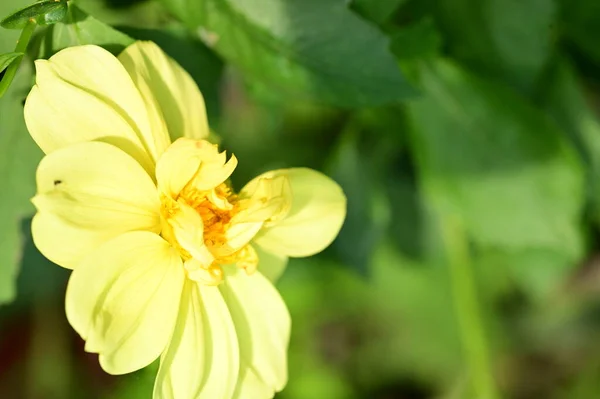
<box><xmin>2</xmin><ymin>0</ymin><xmax>600</xmax><ymax>398</ymax></box>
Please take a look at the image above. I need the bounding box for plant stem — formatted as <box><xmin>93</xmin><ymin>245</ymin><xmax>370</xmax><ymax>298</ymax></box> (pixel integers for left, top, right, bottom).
<box><xmin>0</xmin><ymin>19</ymin><xmax>36</xmax><ymax>97</ymax></box>
<box><xmin>442</xmin><ymin>215</ymin><xmax>500</xmax><ymax>399</ymax></box>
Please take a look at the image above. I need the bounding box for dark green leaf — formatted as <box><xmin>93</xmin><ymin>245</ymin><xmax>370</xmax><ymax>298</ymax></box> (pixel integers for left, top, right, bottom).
<box><xmin>434</xmin><ymin>0</ymin><xmax>556</xmax><ymax>92</ymax></box>
<box><xmin>45</xmin><ymin>4</ymin><xmax>133</xmax><ymax>56</ymax></box>
<box><xmin>0</xmin><ymin>52</ymin><xmax>23</xmax><ymax>74</ymax></box>
<box><xmin>0</xmin><ymin>60</ymin><xmax>43</xmax><ymax>304</ymax></box>
<box><xmin>160</xmin><ymin>0</ymin><xmax>416</xmax><ymax>107</ymax></box>
<box><xmin>389</xmin><ymin>17</ymin><xmax>442</xmax><ymax>61</ymax></box>
<box><xmin>408</xmin><ymin>60</ymin><xmax>585</xmax><ymax>261</ymax></box>
<box><xmin>327</xmin><ymin>125</ymin><xmax>391</xmax><ymax>274</ymax></box>
<box><xmin>13</xmin><ymin>217</ymin><xmax>69</xmax><ymax>308</ymax></box>
<box><xmin>1</xmin><ymin>0</ymin><xmax>67</xmax><ymax>29</ymax></box>
<box><xmin>562</xmin><ymin>0</ymin><xmax>600</xmax><ymax>64</ymax></box>
<box><xmin>350</xmin><ymin>0</ymin><xmax>406</xmax><ymax>25</ymax></box>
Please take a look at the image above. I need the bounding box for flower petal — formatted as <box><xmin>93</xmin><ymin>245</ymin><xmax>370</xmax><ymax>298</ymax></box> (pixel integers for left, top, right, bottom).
<box><xmin>254</xmin><ymin>245</ymin><xmax>289</xmax><ymax>282</ymax></box>
<box><xmin>66</xmin><ymin>231</ymin><xmax>184</xmax><ymax>375</ymax></box>
<box><xmin>156</xmin><ymin>138</ymin><xmax>237</xmax><ymax>197</ymax></box>
<box><xmin>31</xmin><ymin>141</ymin><xmax>161</xmax><ymax>269</ymax></box>
<box><xmin>118</xmin><ymin>41</ymin><xmax>210</xmax><ymax>141</ymax></box>
<box><xmin>24</xmin><ymin>44</ymin><xmax>169</xmax><ymax>172</ymax></box>
<box><xmin>219</xmin><ymin>266</ymin><xmax>291</xmax><ymax>397</ymax></box>
<box><xmin>154</xmin><ymin>281</ymin><xmax>239</xmax><ymax>399</ymax></box>
<box><xmin>167</xmin><ymin>199</ymin><xmax>214</xmax><ymax>267</ymax></box>
<box><xmin>250</xmin><ymin>168</ymin><xmax>346</xmax><ymax>257</ymax></box>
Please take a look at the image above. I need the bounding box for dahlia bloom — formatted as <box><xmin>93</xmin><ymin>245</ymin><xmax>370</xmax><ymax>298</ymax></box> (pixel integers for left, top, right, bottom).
<box><xmin>24</xmin><ymin>41</ymin><xmax>346</xmax><ymax>398</ymax></box>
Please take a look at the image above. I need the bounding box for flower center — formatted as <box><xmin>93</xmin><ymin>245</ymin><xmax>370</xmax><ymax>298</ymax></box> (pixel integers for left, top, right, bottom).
<box><xmin>159</xmin><ymin>182</ymin><xmax>260</xmax><ymax>285</ymax></box>
<box><xmin>155</xmin><ymin>138</ymin><xmax>291</xmax><ymax>285</ymax></box>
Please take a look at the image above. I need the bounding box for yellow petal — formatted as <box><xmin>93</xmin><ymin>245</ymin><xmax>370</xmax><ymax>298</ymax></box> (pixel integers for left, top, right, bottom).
<box><xmin>184</xmin><ymin>259</ymin><xmax>223</xmax><ymax>285</ymax></box>
<box><xmin>168</xmin><ymin>199</ymin><xmax>214</xmax><ymax>267</ymax></box>
<box><xmin>220</xmin><ymin>174</ymin><xmax>293</xmax><ymax>255</ymax></box>
<box><xmin>31</xmin><ymin>141</ymin><xmax>161</xmax><ymax>269</ymax></box>
<box><xmin>236</xmin><ymin>174</ymin><xmax>292</xmax><ymax>225</ymax></box>
<box><xmin>254</xmin><ymin>245</ymin><xmax>289</xmax><ymax>282</ymax></box>
<box><xmin>24</xmin><ymin>44</ymin><xmax>169</xmax><ymax>172</ymax></box>
<box><xmin>66</xmin><ymin>231</ymin><xmax>184</xmax><ymax>375</ymax></box>
<box><xmin>224</xmin><ymin>222</ymin><xmax>264</xmax><ymax>255</ymax></box>
<box><xmin>220</xmin><ymin>266</ymin><xmax>291</xmax><ymax>397</ymax></box>
<box><xmin>251</xmin><ymin>168</ymin><xmax>346</xmax><ymax>257</ymax></box>
<box><xmin>154</xmin><ymin>281</ymin><xmax>239</xmax><ymax>399</ymax></box>
<box><xmin>119</xmin><ymin>41</ymin><xmax>210</xmax><ymax>141</ymax></box>
<box><xmin>156</xmin><ymin>138</ymin><xmax>237</xmax><ymax>197</ymax></box>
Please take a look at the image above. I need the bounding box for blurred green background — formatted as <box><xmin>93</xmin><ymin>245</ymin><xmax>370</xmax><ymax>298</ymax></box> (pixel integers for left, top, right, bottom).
<box><xmin>3</xmin><ymin>0</ymin><xmax>600</xmax><ymax>398</ymax></box>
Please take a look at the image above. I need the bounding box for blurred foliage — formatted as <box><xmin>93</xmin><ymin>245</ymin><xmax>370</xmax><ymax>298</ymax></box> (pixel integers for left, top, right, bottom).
<box><xmin>2</xmin><ymin>0</ymin><xmax>600</xmax><ymax>398</ymax></box>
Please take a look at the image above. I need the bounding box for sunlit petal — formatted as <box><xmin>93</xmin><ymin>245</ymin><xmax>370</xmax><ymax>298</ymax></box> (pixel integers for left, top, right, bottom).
<box><xmin>119</xmin><ymin>41</ymin><xmax>210</xmax><ymax>141</ymax></box>
<box><xmin>66</xmin><ymin>231</ymin><xmax>184</xmax><ymax>375</ymax></box>
<box><xmin>24</xmin><ymin>45</ymin><xmax>168</xmax><ymax>171</ymax></box>
<box><xmin>252</xmin><ymin>168</ymin><xmax>346</xmax><ymax>257</ymax></box>
<box><xmin>156</xmin><ymin>138</ymin><xmax>237</xmax><ymax>197</ymax></box>
<box><xmin>220</xmin><ymin>266</ymin><xmax>291</xmax><ymax>397</ymax></box>
<box><xmin>154</xmin><ymin>281</ymin><xmax>239</xmax><ymax>399</ymax></box>
<box><xmin>255</xmin><ymin>245</ymin><xmax>289</xmax><ymax>282</ymax></box>
<box><xmin>31</xmin><ymin>141</ymin><xmax>160</xmax><ymax>269</ymax></box>
<box><xmin>167</xmin><ymin>199</ymin><xmax>214</xmax><ymax>267</ymax></box>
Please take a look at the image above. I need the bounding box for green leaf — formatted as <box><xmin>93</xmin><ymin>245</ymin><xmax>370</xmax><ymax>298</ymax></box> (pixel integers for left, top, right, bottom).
<box><xmin>540</xmin><ymin>59</ymin><xmax>600</xmax><ymax>226</ymax></box>
<box><xmin>562</xmin><ymin>0</ymin><xmax>600</xmax><ymax>64</ymax></box>
<box><xmin>478</xmin><ymin>247</ymin><xmax>574</xmax><ymax>301</ymax></box>
<box><xmin>434</xmin><ymin>0</ymin><xmax>556</xmax><ymax>92</ymax></box>
<box><xmin>0</xmin><ymin>0</ymin><xmax>31</xmax><ymax>53</ymax></box>
<box><xmin>0</xmin><ymin>52</ymin><xmax>23</xmax><ymax>74</ymax></box>
<box><xmin>0</xmin><ymin>60</ymin><xmax>43</xmax><ymax>304</ymax></box>
<box><xmin>389</xmin><ymin>17</ymin><xmax>442</xmax><ymax>62</ymax></box>
<box><xmin>1</xmin><ymin>0</ymin><xmax>68</xmax><ymax>29</ymax></box>
<box><xmin>160</xmin><ymin>0</ymin><xmax>416</xmax><ymax>107</ymax></box>
<box><xmin>350</xmin><ymin>0</ymin><xmax>406</xmax><ymax>25</ymax></box>
<box><xmin>327</xmin><ymin>123</ymin><xmax>391</xmax><ymax>274</ymax></box>
<box><xmin>361</xmin><ymin>244</ymin><xmax>464</xmax><ymax>386</ymax></box>
<box><xmin>44</xmin><ymin>3</ymin><xmax>133</xmax><ymax>56</ymax></box>
<box><xmin>407</xmin><ymin>60</ymin><xmax>585</xmax><ymax>261</ymax></box>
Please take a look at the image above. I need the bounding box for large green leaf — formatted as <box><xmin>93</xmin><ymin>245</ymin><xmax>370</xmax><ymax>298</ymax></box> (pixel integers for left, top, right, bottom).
<box><xmin>159</xmin><ymin>0</ymin><xmax>416</xmax><ymax>107</ymax></box>
<box><xmin>434</xmin><ymin>0</ymin><xmax>556</xmax><ymax>91</ymax></box>
<box><xmin>389</xmin><ymin>17</ymin><xmax>442</xmax><ymax>62</ymax></box>
<box><xmin>350</xmin><ymin>0</ymin><xmax>406</xmax><ymax>25</ymax></box>
<box><xmin>357</xmin><ymin>244</ymin><xmax>464</xmax><ymax>389</ymax></box>
<box><xmin>407</xmin><ymin>60</ymin><xmax>585</xmax><ymax>261</ymax></box>
<box><xmin>0</xmin><ymin>61</ymin><xmax>42</xmax><ymax>304</ymax></box>
<box><xmin>540</xmin><ymin>59</ymin><xmax>600</xmax><ymax>226</ymax></box>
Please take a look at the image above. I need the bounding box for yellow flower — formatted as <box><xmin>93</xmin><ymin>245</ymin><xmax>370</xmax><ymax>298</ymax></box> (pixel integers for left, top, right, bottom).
<box><xmin>24</xmin><ymin>41</ymin><xmax>346</xmax><ymax>398</ymax></box>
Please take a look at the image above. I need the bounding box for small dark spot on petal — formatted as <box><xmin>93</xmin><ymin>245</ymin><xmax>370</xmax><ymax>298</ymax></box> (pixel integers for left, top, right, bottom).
<box><xmin>53</xmin><ymin>180</ymin><xmax>62</xmax><ymax>186</ymax></box>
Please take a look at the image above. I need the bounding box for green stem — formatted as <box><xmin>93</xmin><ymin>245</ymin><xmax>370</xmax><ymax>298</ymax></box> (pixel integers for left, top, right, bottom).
<box><xmin>0</xmin><ymin>19</ymin><xmax>36</xmax><ymax>97</ymax></box>
<box><xmin>442</xmin><ymin>215</ymin><xmax>500</xmax><ymax>399</ymax></box>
